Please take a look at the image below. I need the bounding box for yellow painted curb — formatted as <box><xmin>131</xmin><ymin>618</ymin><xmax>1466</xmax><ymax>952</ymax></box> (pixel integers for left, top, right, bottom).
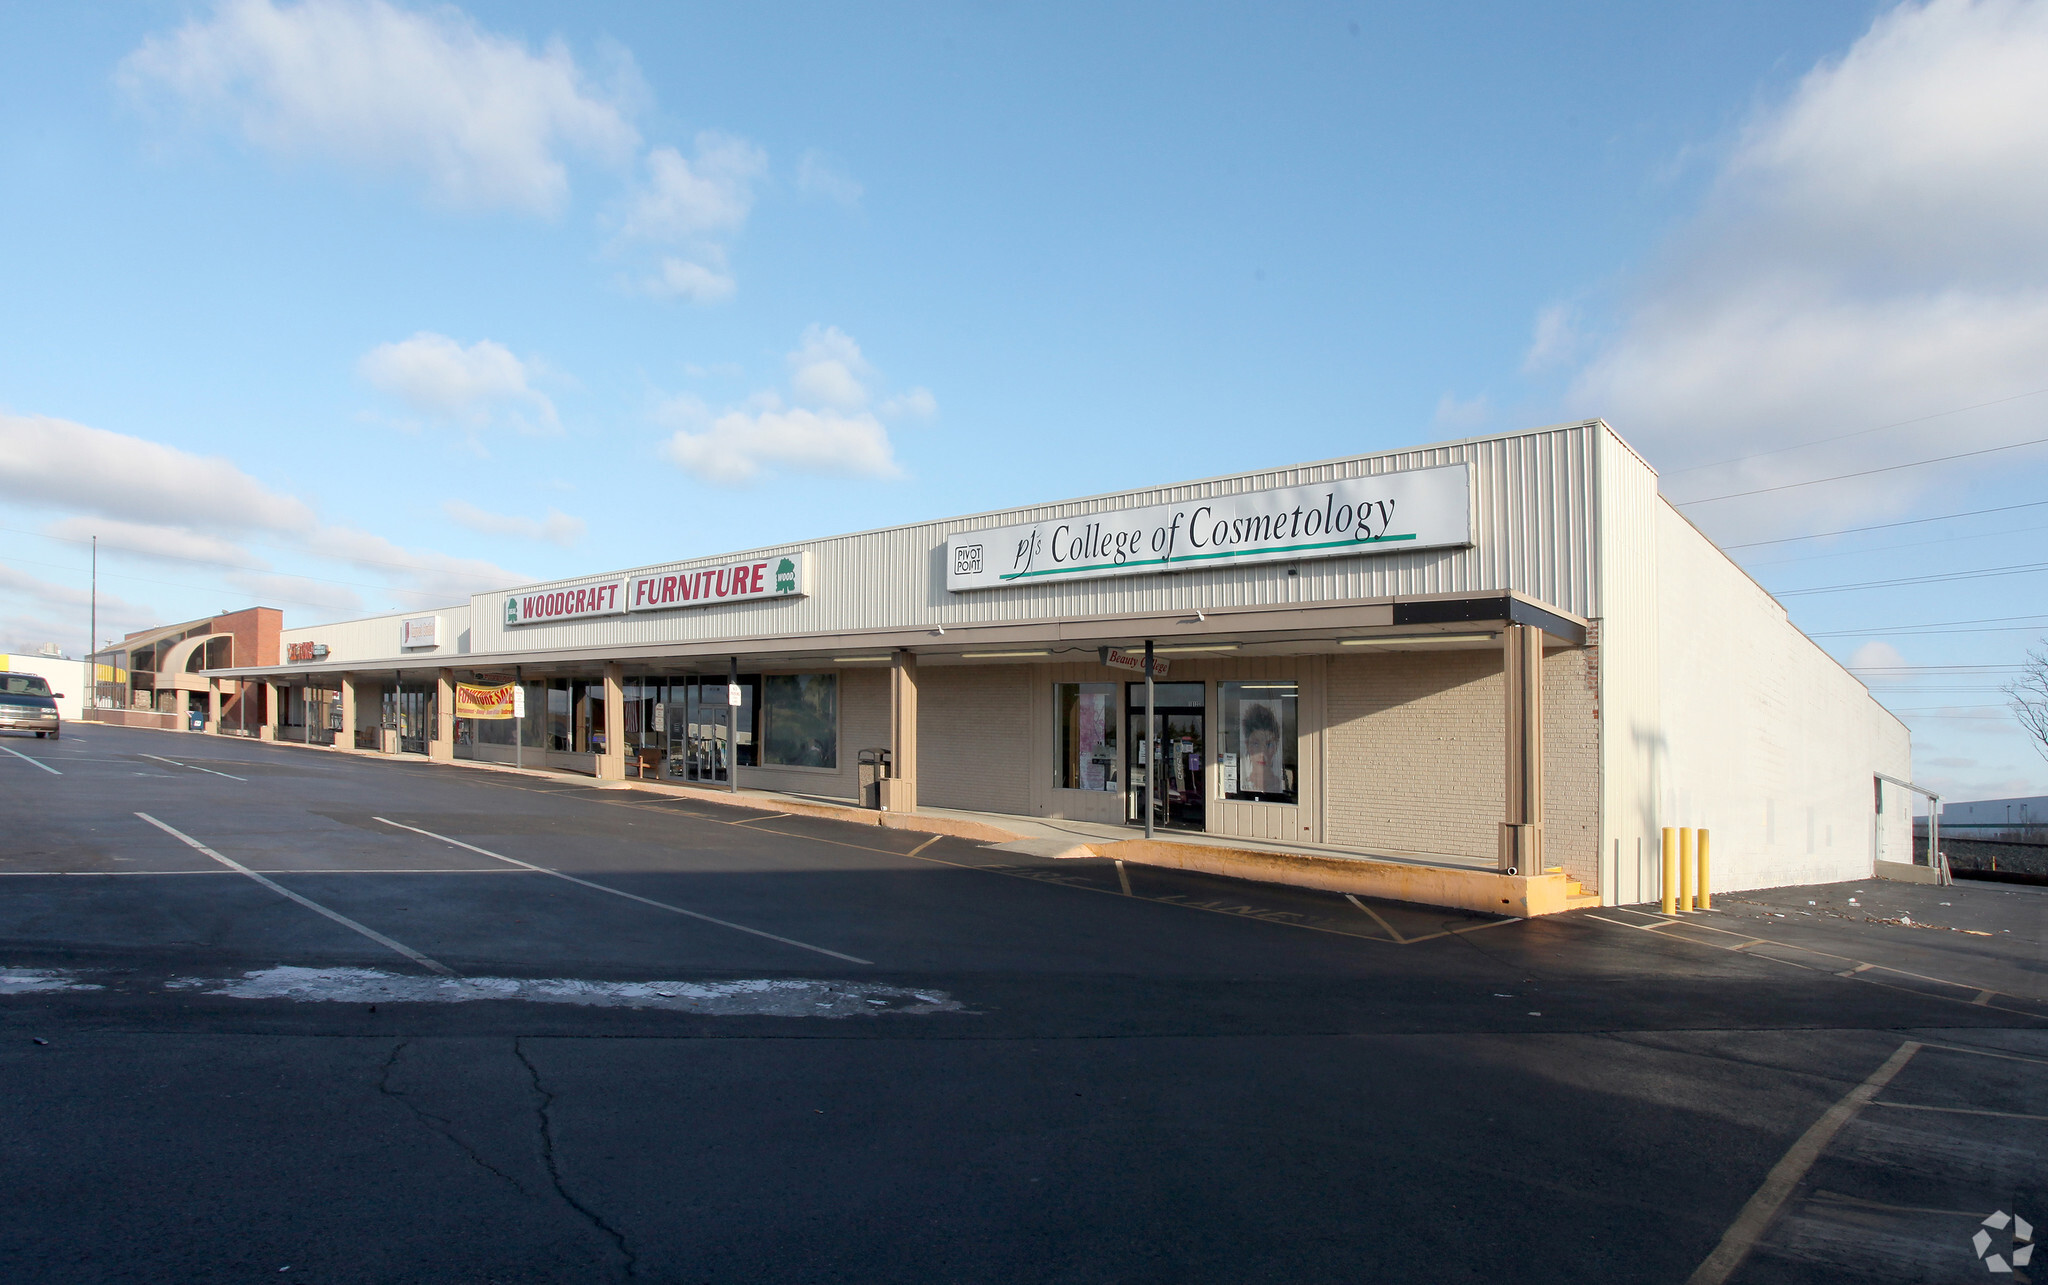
<box><xmin>1097</xmin><ymin>839</ymin><xmax>1569</xmax><ymax>918</ymax></box>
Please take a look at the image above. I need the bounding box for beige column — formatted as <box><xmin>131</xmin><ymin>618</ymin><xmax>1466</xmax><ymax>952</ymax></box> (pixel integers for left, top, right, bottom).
<box><xmin>597</xmin><ymin>662</ymin><xmax>626</xmax><ymax>780</ymax></box>
<box><xmin>1498</xmin><ymin>623</ymin><xmax>1545</xmax><ymax>874</ymax></box>
<box><xmin>430</xmin><ymin>668</ymin><xmax>455</xmax><ymax>761</ymax></box>
<box><xmin>207</xmin><ymin>680</ymin><xmax>222</xmax><ymax>734</ymax></box>
<box><xmin>337</xmin><ymin>675</ymin><xmax>356</xmax><ymax>750</ymax></box>
<box><xmin>257</xmin><ymin>682</ymin><xmax>277</xmax><ymax>740</ymax></box>
<box><xmin>879</xmin><ymin>649</ymin><xmax>919</xmax><ymax>812</ymax></box>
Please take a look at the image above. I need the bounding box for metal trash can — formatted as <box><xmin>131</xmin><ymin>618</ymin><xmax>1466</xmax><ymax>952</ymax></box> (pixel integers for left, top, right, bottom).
<box><xmin>856</xmin><ymin>747</ymin><xmax>891</xmax><ymax>810</ymax></box>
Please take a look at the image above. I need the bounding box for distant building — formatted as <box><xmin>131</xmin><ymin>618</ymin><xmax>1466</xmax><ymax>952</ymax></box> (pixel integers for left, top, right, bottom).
<box><xmin>86</xmin><ymin>608</ymin><xmax>280</xmax><ymax>729</ymax></box>
<box><xmin>0</xmin><ymin>651</ymin><xmax>89</xmax><ymax>722</ymax></box>
<box><xmin>1937</xmin><ymin>795</ymin><xmax>2048</xmax><ymax>842</ymax></box>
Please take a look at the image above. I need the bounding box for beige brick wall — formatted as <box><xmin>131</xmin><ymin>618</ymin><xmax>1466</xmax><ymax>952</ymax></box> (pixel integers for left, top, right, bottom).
<box><xmin>918</xmin><ymin>664</ymin><xmax>1033</xmax><ymax>813</ymax></box>
<box><xmin>1324</xmin><ymin>647</ymin><xmax>1598</xmax><ymax>886</ymax></box>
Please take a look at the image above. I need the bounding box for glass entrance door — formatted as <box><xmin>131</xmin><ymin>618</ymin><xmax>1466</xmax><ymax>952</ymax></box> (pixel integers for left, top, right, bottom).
<box><xmin>1126</xmin><ymin>682</ymin><xmax>1206</xmax><ymax>831</ymax></box>
<box><xmin>391</xmin><ymin>684</ymin><xmax>430</xmax><ymax>755</ymax></box>
<box><xmin>674</xmin><ymin>677</ymin><xmax>757</xmax><ymax>784</ymax></box>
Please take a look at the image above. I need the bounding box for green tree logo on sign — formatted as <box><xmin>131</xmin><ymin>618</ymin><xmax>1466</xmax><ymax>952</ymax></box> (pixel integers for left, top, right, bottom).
<box><xmin>775</xmin><ymin>558</ymin><xmax>797</xmax><ymax>594</ymax></box>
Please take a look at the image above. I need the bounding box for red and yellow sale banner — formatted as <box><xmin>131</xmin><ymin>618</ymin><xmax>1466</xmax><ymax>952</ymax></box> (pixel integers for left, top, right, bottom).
<box><xmin>455</xmin><ymin>683</ymin><xmax>516</xmax><ymax>720</ymax></box>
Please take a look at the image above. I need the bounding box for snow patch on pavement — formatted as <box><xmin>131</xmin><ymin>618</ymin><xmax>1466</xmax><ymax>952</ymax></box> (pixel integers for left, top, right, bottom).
<box><xmin>183</xmin><ymin>966</ymin><xmax>967</xmax><ymax>1016</ymax></box>
<box><xmin>0</xmin><ymin>967</ymin><xmax>103</xmax><ymax>993</ymax></box>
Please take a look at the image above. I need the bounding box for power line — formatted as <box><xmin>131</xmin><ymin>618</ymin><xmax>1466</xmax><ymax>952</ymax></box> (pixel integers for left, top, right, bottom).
<box><xmin>0</xmin><ymin>521</ymin><xmax>513</xmax><ymax>591</ymax></box>
<box><xmin>1812</xmin><ymin>624</ymin><xmax>2048</xmax><ymax>638</ymax></box>
<box><xmin>1677</xmin><ymin>434</ymin><xmax>2048</xmax><ymax>505</ymax></box>
<box><xmin>1775</xmin><ymin>561</ymin><xmax>2048</xmax><ymax>596</ymax></box>
<box><xmin>1668</xmin><ymin>386</ymin><xmax>2048</xmax><ymax>476</ymax></box>
<box><xmin>1805</xmin><ymin>612</ymin><xmax>2048</xmax><ymax>635</ymax></box>
<box><xmin>0</xmin><ymin>552</ymin><xmax>435</xmax><ymax>613</ymax></box>
<box><xmin>1722</xmin><ymin>500</ymin><xmax>2048</xmax><ymax>550</ymax></box>
<box><xmin>1740</xmin><ymin>521</ymin><xmax>2048</xmax><ymax>570</ymax></box>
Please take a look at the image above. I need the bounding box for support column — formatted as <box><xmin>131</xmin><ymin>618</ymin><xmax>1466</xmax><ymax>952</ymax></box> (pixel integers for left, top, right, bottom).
<box><xmin>207</xmin><ymin>680</ymin><xmax>222</xmax><ymax>734</ymax></box>
<box><xmin>880</xmin><ymin>649</ymin><xmax>918</xmax><ymax>812</ymax></box>
<box><xmin>1498</xmin><ymin>623</ymin><xmax>1544</xmax><ymax>874</ymax></box>
<box><xmin>599</xmin><ymin>662</ymin><xmax>626</xmax><ymax>780</ymax></box>
<box><xmin>337</xmin><ymin>675</ymin><xmax>356</xmax><ymax>751</ymax></box>
<box><xmin>430</xmin><ymin>668</ymin><xmax>455</xmax><ymax>761</ymax></box>
<box><xmin>258</xmin><ymin>682</ymin><xmax>277</xmax><ymax>740</ymax></box>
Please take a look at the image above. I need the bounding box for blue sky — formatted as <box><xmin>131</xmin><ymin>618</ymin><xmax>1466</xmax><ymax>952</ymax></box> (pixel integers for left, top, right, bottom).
<box><xmin>2</xmin><ymin>0</ymin><xmax>2045</xmax><ymax>800</ymax></box>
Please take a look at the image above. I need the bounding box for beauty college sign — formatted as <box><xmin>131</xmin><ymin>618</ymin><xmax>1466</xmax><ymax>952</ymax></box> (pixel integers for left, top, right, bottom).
<box><xmin>945</xmin><ymin>464</ymin><xmax>1471</xmax><ymax>592</ymax></box>
<box><xmin>504</xmin><ymin>553</ymin><xmax>808</xmax><ymax>626</ymax></box>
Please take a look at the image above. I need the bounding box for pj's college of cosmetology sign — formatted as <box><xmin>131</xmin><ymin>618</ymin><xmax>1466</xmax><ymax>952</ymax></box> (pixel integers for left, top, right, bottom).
<box><xmin>504</xmin><ymin>553</ymin><xmax>809</xmax><ymax>626</ymax></box>
<box><xmin>944</xmin><ymin>464</ymin><xmax>1471</xmax><ymax>592</ymax></box>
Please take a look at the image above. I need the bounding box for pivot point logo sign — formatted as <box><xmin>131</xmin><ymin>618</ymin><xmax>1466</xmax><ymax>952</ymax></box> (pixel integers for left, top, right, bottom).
<box><xmin>1974</xmin><ymin>1210</ymin><xmax>2034</xmax><ymax>1274</ymax></box>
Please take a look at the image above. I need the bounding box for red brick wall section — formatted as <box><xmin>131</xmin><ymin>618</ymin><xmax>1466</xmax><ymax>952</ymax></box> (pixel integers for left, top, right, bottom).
<box><xmin>208</xmin><ymin>607</ymin><xmax>282</xmax><ymax>668</ymax></box>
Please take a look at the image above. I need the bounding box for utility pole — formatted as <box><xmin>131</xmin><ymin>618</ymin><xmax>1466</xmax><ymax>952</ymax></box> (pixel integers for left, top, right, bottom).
<box><xmin>88</xmin><ymin>536</ymin><xmax>97</xmax><ymax>709</ymax></box>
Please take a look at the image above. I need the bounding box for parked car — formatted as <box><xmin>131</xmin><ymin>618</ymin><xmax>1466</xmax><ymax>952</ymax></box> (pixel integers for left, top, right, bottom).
<box><xmin>0</xmin><ymin>672</ymin><xmax>62</xmax><ymax>738</ymax></box>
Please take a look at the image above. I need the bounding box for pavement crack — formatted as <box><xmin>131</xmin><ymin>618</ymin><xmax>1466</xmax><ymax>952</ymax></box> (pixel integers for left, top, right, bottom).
<box><xmin>376</xmin><ymin>1040</ymin><xmax>533</xmax><ymax>1198</ymax></box>
<box><xmin>515</xmin><ymin>1037</ymin><xmax>638</xmax><ymax>1279</ymax></box>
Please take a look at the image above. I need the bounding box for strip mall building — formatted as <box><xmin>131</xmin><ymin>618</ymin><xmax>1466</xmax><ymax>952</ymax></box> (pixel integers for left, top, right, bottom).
<box><xmin>204</xmin><ymin>420</ymin><xmax>1914</xmax><ymax>909</ymax></box>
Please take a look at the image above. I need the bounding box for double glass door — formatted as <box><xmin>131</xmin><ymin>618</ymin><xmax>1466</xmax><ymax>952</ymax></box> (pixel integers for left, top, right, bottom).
<box><xmin>665</xmin><ymin>678</ymin><xmax>757</xmax><ymax>784</ymax></box>
<box><xmin>1126</xmin><ymin>682</ymin><xmax>1206</xmax><ymax>831</ymax></box>
<box><xmin>386</xmin><ymin>685</ymin><xmax>430</xmax><ymax>755</ymax></box>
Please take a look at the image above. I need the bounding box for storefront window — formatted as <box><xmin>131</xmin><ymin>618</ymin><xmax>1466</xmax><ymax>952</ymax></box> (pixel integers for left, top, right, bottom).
<box><xmin>548</xmin><ymin>680</ymin><xmax>572</xmax><ymax>751</ymax></box>
<box><xmin>1219</xmin><ymin>681</ymin><xmax>1298</xmax><ymax>804</ymax></box>
<box><xmin>761</xmin><ymin>674</ymin><xmax>836</xmax><ymax>768</ymax></box>
<box><xmin>1056</xmin><ymin>683</ymin><xmax>1118</xmax><ymax>791</ymax></box>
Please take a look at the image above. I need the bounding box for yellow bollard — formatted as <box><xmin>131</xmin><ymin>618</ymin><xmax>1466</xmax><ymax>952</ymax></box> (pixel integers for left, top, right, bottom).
<box><xmin>1680</xmin><ymin>827</ymin><xmax>1695</xmax><ymax>912</ymax></box>
<box><xmin>1698</xmin><ymin>829</ymin><xmax>1712</xmax><ymax>910</ymax></box>
<box><xmin>1660</xmin><ymin>827</ymin><xmax>1677</xmax><ymax>915</ymax></box>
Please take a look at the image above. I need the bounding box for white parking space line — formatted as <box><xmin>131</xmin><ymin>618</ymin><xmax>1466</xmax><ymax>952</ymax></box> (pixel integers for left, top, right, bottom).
<box><xmin>374</xmin><ymin>816</ymin><xmax>874</xmax><ymax>966</ymax></box>
<box><xmin>134</xmin><ymin>813</ymin><xmax>456</xmax><ymax>976</ymax></box>
<box><xmin>140</xmin><ymin>753</ymin><xmax>247</xmax><ymax>781</ymax></box>
<box><xmin>1685</xmin><ymin>1040</ymin><xmax>1922</xmax><ymax>1285</ymax></box>
<box><xmin>0</xmin><ymin>744</ymin><xmax>62</xmax><ymax>774</ymax></box>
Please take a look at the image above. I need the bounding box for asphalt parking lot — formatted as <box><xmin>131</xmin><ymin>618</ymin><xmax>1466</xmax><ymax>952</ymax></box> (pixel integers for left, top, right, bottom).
<box><xmin>2</xmin><ymin>725</ymin><xmax>2043</xmax><ymax>1284</ymax></box>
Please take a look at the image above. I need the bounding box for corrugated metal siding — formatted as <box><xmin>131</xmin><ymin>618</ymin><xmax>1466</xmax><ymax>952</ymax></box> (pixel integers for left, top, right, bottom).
<box><xmin>463</xmin><ymin>423</ymin><xmax>1602</xmax><ymax>656</ymax></box>
<box><xmin>281</xmin><ymin>606</ymin><xmax>473</xmax><ymax>665</ymax></box>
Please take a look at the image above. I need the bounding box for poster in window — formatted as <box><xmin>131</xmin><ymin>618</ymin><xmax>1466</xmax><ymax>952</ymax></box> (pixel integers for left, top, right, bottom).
<box><xmin>1236</xmin><ymin>698</ymin><xmax>1286</xmax><ymax>795</ymax></box>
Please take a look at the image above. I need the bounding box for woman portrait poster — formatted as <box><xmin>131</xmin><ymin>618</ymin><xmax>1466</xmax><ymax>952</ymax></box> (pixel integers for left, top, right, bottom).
<box><xmin>1237</xmin><ymin>698</ymin><xmax>1286</xmax><ymax>795</ymax></box>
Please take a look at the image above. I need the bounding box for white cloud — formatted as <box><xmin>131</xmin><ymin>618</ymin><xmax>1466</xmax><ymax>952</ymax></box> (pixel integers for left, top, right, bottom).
<box><xmin>663</xmin><ymin>405</ymin><xmax>901</xmax><ymax>486</ymax></box>
<box><xmin>643</xmin><ymin>254</ymin><xmax>735</xmax><ymax>304</ymax></box>
<box><xmin>1521</xmin><ymin>304</ymin><xmax>1580</xmax><ymax>373</ymax></box>
<box><xmin>795</xmin><ymin>149</ymin><xmax>863</xmax><ymax>207</ymax></box>
<box><xmin>788</xmin><ymin>324</ymin><xmax>872</xmax><ymax>411</ymax></box>
<box><xmin>879</xmin><ymin>387</ymin><xmax>938</xmax><ymax>420</ymax></box>
<box><xmin>304</xmin><ymin>524</ymin><xmax>522</xmax><ymax>603</ymax></box>
<box><xmin>1563</xmin><ymin>0</ymin><xmax>2048</xmax><ymax>522</ymax></box>
<box><xmin>614</xmin><ymin>133</ymin><xmax>766</xmax><ymax>304</ymax></box>
<box><xmin>358</xmin><ymin>332</ymin><xmax>557</xmax><ymax>430</ymax></box>
<box><xmin>1</xmin><ymin>412</ymin><xmax>524</xmax><ymax>615</ymax></box>
<box><xmin>1432</xmin><ymin>392</ymin><xmax>1491</xmax><ymax>432</ymax></box>
<box><xmin>0</xmin><ymin>412</ymin><xmax>315</xmax><ymax>535</ymax></box>
<box><xmin>42</xmin><ymin>516</ymin><xmax>269</xmax><ymax>569</ymax></box>
<box><xmin>223</xmin><ymin>571</ymin><xmax>364</xmax><ymax>614</ymax></box>
<box><xmin>442</xmin><ymin>499</ymin><xmax>585</xmax><ymax>547</ymax></box>
<box><xmin>659</xmin><ymin>326</ymin><xmax>932</xmax><ymax>485</ymax></box>
<box><xmin>1847</xmin><ymin>639</ymin><xmax>1909</xmax><ymax>675</ymax></box>
<box><xmin>118</xmin><ymin>0</ymin><xmax>639</xmax><ymax>214</ymax></box>
<box><xmin>618</xmin><ymin>134</ymin><xmax>766</xmax><ymax>241</ymax></box>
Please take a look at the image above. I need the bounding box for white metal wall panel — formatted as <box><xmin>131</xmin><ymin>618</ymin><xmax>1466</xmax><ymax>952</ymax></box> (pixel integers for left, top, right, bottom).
<box><xmin>464</xmin><ymin>422</ymin><xmax>1603</xmax><ymax>657</ymax></box>
<box><xmin>1654</xmin><ymin>501</ymin><xmax>1912</xmax><ymax>895</ymax></box>
<box><xmin>1594</xmin><ymin>427</ymin><xmax>1663</xmax><ymax>905</ymax></box>
<box><xmin>282</xmin><ymin>606</ymin><xmax>474</xmax><ymax>664</ymax></box>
